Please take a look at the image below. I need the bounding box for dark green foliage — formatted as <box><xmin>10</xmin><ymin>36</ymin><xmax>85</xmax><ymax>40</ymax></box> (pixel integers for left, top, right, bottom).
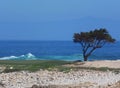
<box><xmin>73</xmin><ymin>28</ymin><xmax>115</xmax><ymax>61</ymax></box>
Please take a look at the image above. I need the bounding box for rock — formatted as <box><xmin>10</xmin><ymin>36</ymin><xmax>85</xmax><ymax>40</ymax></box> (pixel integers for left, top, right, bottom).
<box><xmin>0</xmin><ymin>70</ymin><xmax>120</xmax><ymax>88</ymax></box>
<box><xmin>106</xmin><ymin>81</ymin><xmax>120</xmax><ymax>88</ymax></box>
<box><xmin>0</xmin><ymin>66</ymin><xmax>6</xmax><ymax>73</ymax></box>
<box><xmin>31</xmin><ymin>84</ymin><xmax>39</xmax><ymax>88</ymax></box>
<box><xmin>0</xmin><ymin>82</ymin><xmax>5</xmax><ymax>88</ymax></box>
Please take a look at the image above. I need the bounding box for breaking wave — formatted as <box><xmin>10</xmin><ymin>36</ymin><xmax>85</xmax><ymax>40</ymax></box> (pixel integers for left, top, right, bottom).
<box><xmin>0</xmin><ymin>53</ymin><xmax>84</xmax><ymax>61</ymax></box>
<box><xmin>0</xmin><ymin>53</ymin><xmax>36</xmax><ymax>60</ymax></box>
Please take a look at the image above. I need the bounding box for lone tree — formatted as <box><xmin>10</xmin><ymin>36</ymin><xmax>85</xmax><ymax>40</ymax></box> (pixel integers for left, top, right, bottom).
<box><xmin>73</xmin><ymin>28</ymin><xmax>115</xmax><ymax>61</ymax></box>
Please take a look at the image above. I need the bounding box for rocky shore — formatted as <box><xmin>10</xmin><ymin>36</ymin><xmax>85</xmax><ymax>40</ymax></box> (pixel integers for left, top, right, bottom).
<box><xmin>0</xmin><ymin>70</ymin><xmax>120</xmax><ymax>88</ymax></box>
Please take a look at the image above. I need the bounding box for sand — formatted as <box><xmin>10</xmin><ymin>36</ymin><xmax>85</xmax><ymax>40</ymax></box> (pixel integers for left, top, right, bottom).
<box><xmin>66</xmin><ymin>60</ymin><xmax>120</xmax><ymax>69</ymax></box>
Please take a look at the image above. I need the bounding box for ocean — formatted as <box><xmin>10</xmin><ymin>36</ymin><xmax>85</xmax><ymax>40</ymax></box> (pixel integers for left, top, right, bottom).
<box><xmin>0</xmin><ymin>41</ymin><xmax>119</xmax><ymax>61</ymax></box>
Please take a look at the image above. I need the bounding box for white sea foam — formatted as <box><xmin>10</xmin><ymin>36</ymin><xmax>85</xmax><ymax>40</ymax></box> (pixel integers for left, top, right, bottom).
<box><xmin>0</xmin><ymin>56</ymin><xmax>18</xmax><ymax>60</ymax></box>
<box><xmin>0</xmin><ymin>53</ymin><xmax>36</xmax><ymax>60</ymax></box>
<box><xmin>26</xmin><ymin>53</ymin><xmax>35</xmax><ymax>58</ymax></box>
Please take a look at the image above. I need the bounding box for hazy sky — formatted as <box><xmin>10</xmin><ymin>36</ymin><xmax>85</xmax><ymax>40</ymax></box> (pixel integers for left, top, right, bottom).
<box><xmin>0</xmin><ymin>0</ymin><xmax>120</xmax><ymax>40</ymax></box>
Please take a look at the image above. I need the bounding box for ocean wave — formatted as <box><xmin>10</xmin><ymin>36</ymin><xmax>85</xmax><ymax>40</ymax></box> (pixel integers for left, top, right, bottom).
<box><xmin>0</xmin><ymin>53</ymin><xmax>84</xmax><ymax>61</ymax></box>
<box><xmin>0</xmin><ymin>53</ymin><xmax>37</xmax><ymax>60</ymax></box>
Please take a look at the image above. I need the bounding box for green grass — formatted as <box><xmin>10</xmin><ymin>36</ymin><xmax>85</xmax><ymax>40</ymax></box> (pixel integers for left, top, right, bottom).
<box><xmin>0</xmin><ymin>60</ymin><xmax>120</xmax><ymax>73</ymax></box>
<box><xmin>0</xmin><ymin>60</ymin><xmax>72</xmax><ymax>72</ymax></box>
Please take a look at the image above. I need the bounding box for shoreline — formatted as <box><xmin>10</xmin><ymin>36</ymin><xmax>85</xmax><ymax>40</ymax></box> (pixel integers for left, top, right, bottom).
<box><xmin>0</xmin><ymin>60</ymin><xmax>120</xmax><ymax>88</ymax></box>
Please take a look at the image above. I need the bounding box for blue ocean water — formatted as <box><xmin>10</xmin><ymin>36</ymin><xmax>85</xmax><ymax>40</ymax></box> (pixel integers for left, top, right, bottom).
<box><xmin>0</xmin><ymin>41</ymin><xmax>119</xmax><ymax>61</ymax></box>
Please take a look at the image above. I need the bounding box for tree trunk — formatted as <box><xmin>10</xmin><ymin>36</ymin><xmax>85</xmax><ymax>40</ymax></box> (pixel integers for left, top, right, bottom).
<box><xmin>83</xmin><ymin>55</ymin><xmax>88</xmax><ymax>61</ymax></box>
<box><xmin>83</xmin><ymin>47</ymin><xmax>96</xmax><ymax>61</ymax></box>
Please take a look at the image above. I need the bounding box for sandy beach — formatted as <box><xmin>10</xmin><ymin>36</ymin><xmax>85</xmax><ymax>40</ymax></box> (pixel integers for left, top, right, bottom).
<box><xmin>67</xmin><ymin>60</ymin><xmax>120</xmax><ymax>69</ymax></box>
<box><xmin>0</xmin><ymin>60</ymin><xmax>120</xmax><ymax>88</ymax></box>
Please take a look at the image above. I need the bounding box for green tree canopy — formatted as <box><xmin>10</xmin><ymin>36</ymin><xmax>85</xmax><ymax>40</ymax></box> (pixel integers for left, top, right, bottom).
<box><xmin>73</xmin><ymin>28</ymin><xmax>115</xmax><ymax>61</ymax></box>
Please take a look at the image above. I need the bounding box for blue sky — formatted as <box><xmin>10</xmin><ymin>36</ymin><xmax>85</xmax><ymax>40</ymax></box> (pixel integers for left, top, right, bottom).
<box><xmin>0</xmin><ymin>0</ymin><xmax>120</xmax><ymax>40</ymax></box>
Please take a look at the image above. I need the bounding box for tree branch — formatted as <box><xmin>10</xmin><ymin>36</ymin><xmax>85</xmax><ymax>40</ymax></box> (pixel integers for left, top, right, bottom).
<box><xmin>86</xmin><ymin>47</ymin><xmax>96</xmax><ymax>57</ymax></box>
